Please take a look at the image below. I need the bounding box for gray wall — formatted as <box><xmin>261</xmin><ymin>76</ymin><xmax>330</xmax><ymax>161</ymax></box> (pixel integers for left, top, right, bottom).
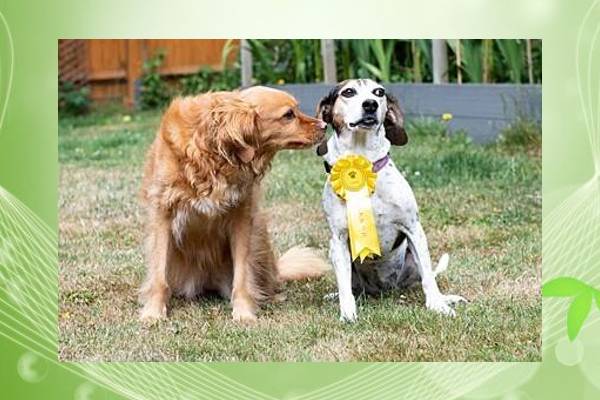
<box><xmin>279</xmin><ymin>83</ymin><xmax>542</xmax><ymax>144</ymax></box>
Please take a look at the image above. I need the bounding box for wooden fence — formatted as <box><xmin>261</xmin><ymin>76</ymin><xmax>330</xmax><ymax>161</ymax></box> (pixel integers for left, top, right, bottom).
<box><xmin>58</xmin><ymin>39</ymin><xmax>236</xmax><ymax>107</ymax></box>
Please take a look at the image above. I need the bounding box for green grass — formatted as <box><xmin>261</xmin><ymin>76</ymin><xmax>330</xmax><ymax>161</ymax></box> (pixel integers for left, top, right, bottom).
<box><xmin>58</xmin><ymin>112</ymin><xmax>541</xmax><ymax>361</ymax></box>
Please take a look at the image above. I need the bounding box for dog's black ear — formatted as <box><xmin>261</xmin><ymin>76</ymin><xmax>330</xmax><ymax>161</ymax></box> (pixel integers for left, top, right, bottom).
<box><xmin>316</xmin><ymin>81</ymin><xmax>349</xmax><ymax>124</ymax></box>
<box><xmin>384</xmin><ymin>93</ymin><xmax>408</xmax><ymax>146</ymax></box>
<box><xmin>315</xmin><ymin>87</ymin><xmax>338</xmax><ymax>124</ymax></box>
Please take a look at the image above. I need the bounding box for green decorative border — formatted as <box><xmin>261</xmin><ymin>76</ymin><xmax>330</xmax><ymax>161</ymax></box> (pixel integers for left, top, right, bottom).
<box><xmin>2</xmin><ymin>0</ymin><xmax>600</xmax><ymax>398</ymax></box>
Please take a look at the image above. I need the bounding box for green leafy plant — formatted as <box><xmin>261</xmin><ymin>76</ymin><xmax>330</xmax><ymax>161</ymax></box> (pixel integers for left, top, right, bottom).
<box><xmin>496</xmin><ymin>39</ymin><xmax>524</xmax><ymax>83</ymax></box>
<box><xmin>58</xmin><ymin>81</ymin><xmax>91</xmax><ymax>116</ymax></box>
<box><xmin>542</xmin><ymin>277</ymin><xmax>600</xmax><ymax>341</ymax></box>
<box><xmin>461</xmin><ymin>40</ymin><xmax>483</xmax><ymax>83</ymax></box>
<box><xmin>407</xmin><ymin>117</ymin><xmax>450</xmax><ymax>138</ymax></box>
<box><xmin>411</xmin><ymin>40</ymin><xmax>432</xmax><ymax>83</ymax></box>
<box><xmin>359</xmin><ymin>39</ymin><xmax>396</xmax><ymax>82</ymax></box>
<box><xmin>247</xmin><ymin>39</ymin><xmax>323</xmax><ymax>84</ymax></box>
<box><xmin>242</xmin><ymin>39</ymin><xmax>540</xmax><ymax>85</ymax></box>
<box><xmin>139</xmin><ymin>50</ymin><xmax>171</xmax><ymax>110</ymax></box>
<box><xmin>497</xmin><ymin>118</ymin><xmax>542</xmax><ymax>151</ymax></box>
<box><xmin>180</xmin><ymin>66</ymin><xmax>240</xmax><ymax>95</ymax></box>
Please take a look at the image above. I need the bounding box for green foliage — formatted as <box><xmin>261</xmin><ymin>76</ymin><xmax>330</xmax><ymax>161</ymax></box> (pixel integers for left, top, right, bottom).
<box><xmin>412</xmin><ymin>40</ymin><xmax>431</xmax><ymax>82</ymax></box>
<box><xmin>530</xmin><ymin>39</ymin><xmax>542</xmax><ymax>83</ymax></box>
<box><xmin>247</xmin><ymin>39</ymin><xmax>323</xmax><ymax>84</ymax></box>
<box><xmin>130</xmin><ymin>39</ymin><xmax>541</xmax><ymax>110</ymax></box>
<box><xmin>460</xmin><ymin>40</ymin><xmax>483</xmax><ymax>83</ymax></box>
<box><xmin>180</xmin><ymin>67</ymin><xmax>240</xmax><ymax>95</ymax></box>
<box><xmin>496</xmin><ymin>39</ymin><xmax>524</xmax><ymax>83</ymax></box>
<box><xmin>542</xmin><ymin>277</ymin><xmax>600</xmax><ymax>341</ymax></box>
<box><xmin>407</xmin><ymin>117</ymin><xmax>450</xmax><ymax>138</ymax></box>
<box><xmin>136</xmin><ymin>39</ymin><xmax>541</xmax><ymax>110</ymax></box>
<box><xmin>359</xmin><ymin>39</ymin><xmax>396</xmax><ymax>82</ymax></box>
<box><xmin>139</xmin><ymin>50</ymin><xmax>171</xmax><ymax>110</ymax></box>
<box><xmin>59</xmin><ymin>81</ymin><xmax>91</xmax><ymax>116</ymax></box>
<box><xmin>497</xmin><ymin>119</ymin><xmax>542</xmax><ymax>151</ymax></box>
<box><xmin>443</xmin><ymin>40</ymin><xmax>535</xmax><ymax>84</ymax></box>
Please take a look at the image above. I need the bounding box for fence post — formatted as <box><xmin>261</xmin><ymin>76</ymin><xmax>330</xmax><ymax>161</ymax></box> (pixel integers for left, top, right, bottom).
<box><xmin>526</xmin><ymin>39</ymin><xmax>534</xmax><ymax>84</ymax></box>
<box><xmin>126</xmin><ymin>40</ymin><xmax>143</xmax><ymax>109</ymax></box>
<box><xmin>240</xmin><ymin>39</ymin><xmax>253</xmax><ymax>87</ymax></box>
<box><xmin>321</xmin><ymin>39</ymin><xmax>337</xmax><ymax>84</ymax></box>
<box><xmin>432</xmin><ymin>39</ymin><xmax>448</xmax><ymax>84</ymax></box>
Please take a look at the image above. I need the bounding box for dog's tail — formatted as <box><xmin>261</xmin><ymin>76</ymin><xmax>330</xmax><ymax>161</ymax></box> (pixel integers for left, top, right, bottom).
<box><xmin>433</xmin><ymin>253</ymin><xmax>449</xmax><ymax>278</ymax></box>
<box><xmin>277</xmin><ymin>247</ymin><xmax>330</xmax><ymax>281</ymax></box>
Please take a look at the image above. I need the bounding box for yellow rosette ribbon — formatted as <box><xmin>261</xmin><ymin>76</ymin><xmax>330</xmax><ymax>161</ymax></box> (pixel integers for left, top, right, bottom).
<box><xmin>330</xmin><ymin>155</ymin><xmax>381</xmax><ymax>262</ymax></box>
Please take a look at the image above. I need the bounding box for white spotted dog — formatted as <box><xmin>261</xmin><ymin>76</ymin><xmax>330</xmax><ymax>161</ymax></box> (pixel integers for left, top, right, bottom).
<box><xmin>315</xmin><ymin>79</ymin><xmax>466</xmax><ymax>322</ymax></box>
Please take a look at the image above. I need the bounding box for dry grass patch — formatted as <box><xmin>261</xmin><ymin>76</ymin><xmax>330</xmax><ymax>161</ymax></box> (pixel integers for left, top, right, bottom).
<box><xmin>58</xmin><ymin>111</ymin><xmax>541</xmax><ymax>361</ymax></box>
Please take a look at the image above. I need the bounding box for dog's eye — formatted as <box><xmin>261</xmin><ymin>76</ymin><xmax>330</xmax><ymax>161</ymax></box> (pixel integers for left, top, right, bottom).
<box><xmin>341</xmin><ymin>88</ymin><xmax>357</xmax><ymax>98</ymax></box>
<box><xmin>373</xmin><ymin>88</ymin><xmax>385</xmax><ymax>97</ymax></box>
<box><xmin>282</xmin><ymin>109</ymin><xmax>295</xmax><ymax>120</ymax></box>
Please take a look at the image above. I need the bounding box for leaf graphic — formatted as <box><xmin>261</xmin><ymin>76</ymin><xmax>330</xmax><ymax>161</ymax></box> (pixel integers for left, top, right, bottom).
<box><xmin>542</xmin><ymin>277</ymin><xmax>589</xmax><ymax>297</ymax></box>
<box><xmin>567</xmin><ymin>291</ymin><xmax>593</xmax><ymax>341</ymax></box>
<box><xmin>596</xmin><ymin>290</ymin><xmax>600</xmax><ymax>311</ymax></box>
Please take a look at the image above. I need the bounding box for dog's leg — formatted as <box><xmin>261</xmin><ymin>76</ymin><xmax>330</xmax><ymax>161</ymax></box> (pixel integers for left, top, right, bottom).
<box><xmin>140</xmin><ymin>215</ymin><xmax>172</xmax><ymax>322</ymax></box>
<box><xmin>229</xmin><ymin>203</ymin><xmax>258</xmax><ymax>323</ymax></box>
<box><xmin>408</xmin><ymin>222</ymin><xmax>466</xmax><ymax>317</ymax></box>
<box><xmin>330</xmin><ymin>234</ymin><xmax>357</xmax><ymax>322</ymax></box>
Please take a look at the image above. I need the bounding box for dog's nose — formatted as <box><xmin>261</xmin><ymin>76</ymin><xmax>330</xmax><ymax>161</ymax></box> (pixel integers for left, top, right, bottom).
<box><xmin>362</xmin><ymin>99</ymin><xmax>378</xmax><ymax>113</ymax></box>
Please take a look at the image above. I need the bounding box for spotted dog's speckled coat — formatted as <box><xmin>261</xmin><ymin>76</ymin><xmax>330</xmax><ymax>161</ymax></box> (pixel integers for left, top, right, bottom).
<box><xmin>316</xmin><ymin>79</ymin><xmax>466</xmax><ymax>322</ymax></box>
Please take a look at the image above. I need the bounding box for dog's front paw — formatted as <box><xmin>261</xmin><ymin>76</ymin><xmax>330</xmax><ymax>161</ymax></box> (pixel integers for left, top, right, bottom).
<box><xmin>232</xmin><ymin>307</ymin><xmax>257</xmax><ymax>324</ymax></box>
<box><xmin>340</xmin><ymin>300</ymin><xmax>357</xmax><ymax>323</ymax></box>
<box><xmin>140</xmin><ymin>302</ymin><xmax>167</xmax><ymax>323</ymax></box>
<box><xmin>426</xmin><ymin>294</ymin><xmax>467</xmax><ymax>317</ymax></box>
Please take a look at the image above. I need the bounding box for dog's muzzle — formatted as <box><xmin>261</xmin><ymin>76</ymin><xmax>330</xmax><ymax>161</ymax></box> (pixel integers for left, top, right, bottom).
<box><xmin>349</xmin><ymin>115</ymin><xmax>379</xmax><ymax>128</ymax></box>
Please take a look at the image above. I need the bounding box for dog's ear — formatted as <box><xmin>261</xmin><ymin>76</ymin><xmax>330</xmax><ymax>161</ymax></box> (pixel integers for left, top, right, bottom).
<box><xmin>206</xmin><ymin>98</ymin><xmax>259</xmax><ymax>164</ymax></box>
<box><xmin>316</xmin><ymin>81</ymin><xmax>349</xmax><ymax>124</ymax></box>
<box><xmin>384</xmin><ymin>93</ymin><xmax>408</xmax><ymax>146</ymax></box>
<box><xmin>315</xmin><ymin>83</ymin><xmax>347</xmax><ymax>156</ymax></box>
<box><xmin>315</xmin><ymin>87</ymin><xmax>338</xmax><ymax>125</ymax></box>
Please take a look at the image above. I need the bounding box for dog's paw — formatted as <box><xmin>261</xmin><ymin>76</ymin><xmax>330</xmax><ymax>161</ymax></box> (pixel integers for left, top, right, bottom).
<box><xmin>340</xmin><ymin>313</ymin><xmax>357</xmax><ymax>323</ymax></box>
<box><xmin>140</xmin><ymin>302</ymin><xmax>167</xmax><ymax>324</ymax></box>
<box><xmin>427</xmin><ymin>297</ymin><xmax>455</xmax><ymax>317</ymax></box>
<box><xmin>426</xmin><ymin>294</ymin><xmax>467</xmax><ymax>317</ymax></box>
<box><xmin>340</xmin><ymin>302</ymin><xmax>357</xmax><ymax>323</ymax></box>
<box><xmin>232</xmin><ymin>307</ymin><xmax>257</xmax><ymax>324</ymax></box>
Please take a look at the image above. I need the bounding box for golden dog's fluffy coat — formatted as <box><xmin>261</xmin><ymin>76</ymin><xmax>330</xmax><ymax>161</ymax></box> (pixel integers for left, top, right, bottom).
<box><xmin>139</xmin><ymin>87</ymin><xmax>329</xmax><ymax>323</ymax></box>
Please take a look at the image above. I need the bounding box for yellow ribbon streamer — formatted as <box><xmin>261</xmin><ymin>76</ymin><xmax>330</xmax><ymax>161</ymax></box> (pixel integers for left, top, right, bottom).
<box><xmin>330</xmin><ymin>155</ymin><xmax>381</xmax><ymax>262</ymax></box>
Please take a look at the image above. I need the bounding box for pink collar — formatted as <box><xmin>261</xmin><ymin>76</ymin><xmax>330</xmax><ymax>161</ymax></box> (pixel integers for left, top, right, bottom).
<box><xmin>371</xmin><ymin>154</ymin><xmax>390</xmax><ymax>173</ymax></box>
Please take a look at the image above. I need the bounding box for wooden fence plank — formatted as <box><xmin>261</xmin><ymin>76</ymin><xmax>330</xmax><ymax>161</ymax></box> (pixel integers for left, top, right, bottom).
<box><xmin>60</xmin><ymin>39</ymin><xmax>236</xmax><ymax>105</ymax></box>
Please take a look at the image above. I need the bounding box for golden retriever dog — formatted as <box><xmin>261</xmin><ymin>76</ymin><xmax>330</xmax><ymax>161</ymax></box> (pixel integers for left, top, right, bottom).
<box><xmin>139</xmin><ymin>86</ymin><xmax>329</xmax><ymax>323</ymax></box>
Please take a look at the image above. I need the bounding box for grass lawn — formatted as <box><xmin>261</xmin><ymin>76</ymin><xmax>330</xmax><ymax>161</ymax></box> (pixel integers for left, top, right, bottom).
<box><xmin>58</xmin><ymin>110</ymin><xmax>541</xmax><ymax>362</ymax></box>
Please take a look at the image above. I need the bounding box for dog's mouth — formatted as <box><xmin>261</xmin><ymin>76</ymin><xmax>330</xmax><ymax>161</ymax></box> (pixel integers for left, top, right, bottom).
<box><xmin>285</xmin><ymin>137</ymin><xmax>317</xmax><ymax>149</ymax></box>
<box><xmin>285</xmin><ymin>129</ymin><xmax>325</xmax><ymax>149</ymax></box>
<box><xmin>349</xmin><ymin>116</ymin><xmax>379</xmax><ymax>128</ymax></box>
<box><xmin>286</xmin><ymin>140</ymin><xmax>311</xmax><ymax>149</ymax></box>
